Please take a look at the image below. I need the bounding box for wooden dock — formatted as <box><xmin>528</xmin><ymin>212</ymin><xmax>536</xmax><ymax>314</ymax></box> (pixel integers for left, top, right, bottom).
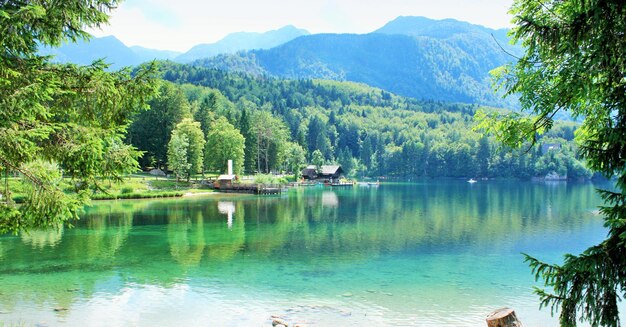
<box><xmin>216</xmin><ymin>183</ymin><xmax>282</xmax><ymax>195</ymax></box>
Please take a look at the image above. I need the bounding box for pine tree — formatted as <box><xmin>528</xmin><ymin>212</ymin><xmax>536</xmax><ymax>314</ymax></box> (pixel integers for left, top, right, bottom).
<box><xmin>0</xmin><ymin>1</ymin><xmax>157</xmax><ymax>234</ymax></box>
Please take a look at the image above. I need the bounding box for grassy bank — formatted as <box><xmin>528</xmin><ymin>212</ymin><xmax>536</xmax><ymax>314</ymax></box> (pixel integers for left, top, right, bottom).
<box><xmin>1</xmin><ymin>174</ymin><xmax>214</xmax><ymax>203</ymax></box>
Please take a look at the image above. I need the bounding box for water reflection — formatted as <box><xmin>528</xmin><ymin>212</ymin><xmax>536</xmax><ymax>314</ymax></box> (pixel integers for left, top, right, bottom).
<box><xmin>167</xmin><ymin>211</ymin><xmax>205</xmax><ymax>267</ymax></box>
<box><xmin>321</xmin><ymin>191</ymin><xmax>339</xmax><ymax>207</ymax></box>
<box><xmin>218</xmin><ymin>201</ymin><xmax>236</xmax><ymax>229</ymax></box>
<box><xmin>2</xmin><ymin>182</ymin><xmax>607</xmax><ymax>267</ymax></box>
<box><xmin>21</xmin><ymin>225</ymin><xmax>64</xmax><ymax>248</ymax></box>
<box><xmin>0</xmin><ymin>181</ymin><xmax>612</xmax><ymax>326</ymax></box>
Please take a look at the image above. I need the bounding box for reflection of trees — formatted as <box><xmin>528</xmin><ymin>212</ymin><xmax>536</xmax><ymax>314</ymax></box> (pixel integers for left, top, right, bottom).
<box><xmin>233</xmin><ymin>182</ymin><xmax>605</xmax><ymax>261</ymax></box>
<box><xmin>167</xmin><ymin>209</ymin><xmax>205</xmax><ymax>266</ymax></box>
<box><xmin>79</xmin><ymin>212</ymin><xmax>133</xmax><ymax>260</ymax></box>
<box><xmin>0</xmin><ymin>182</ymin><xmax>606</xmax><ymax>313</ymax></box>
<box><xmin>0</xmin><ymin>203</ymin><xmax>136</xmax><ymax>314</ymax></box>
<box><xmin>20</xmin><ymin>224</ymin><xmax>64</xmax><ymax>248</ymax></box>
<box><xmin>205</xmin><ymin>201</ymin><xmax>245</xmax><ymax>261</ymax></box>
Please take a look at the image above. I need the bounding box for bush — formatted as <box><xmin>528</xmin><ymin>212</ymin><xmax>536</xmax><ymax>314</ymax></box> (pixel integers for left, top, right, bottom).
<box><xmin>253</xmin><ymin>174</ymin><xmax>287</xmax><ymax>185</ymax></box>
<box><xmin>120</xmin><ymin>187</ymin><xmax>134</xmax><ymax>194</ymax></box>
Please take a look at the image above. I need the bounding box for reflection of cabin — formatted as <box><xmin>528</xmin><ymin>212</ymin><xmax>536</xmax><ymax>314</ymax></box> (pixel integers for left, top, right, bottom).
<box><xmin>301</xmin><ymin>165</ymin><xmax>344</xmax><ymax>182</ymax></box>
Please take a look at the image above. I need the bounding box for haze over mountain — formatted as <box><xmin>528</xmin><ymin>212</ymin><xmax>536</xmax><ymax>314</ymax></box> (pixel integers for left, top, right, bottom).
<box><xmin>38</xmin><ymin>25</ymin><xmax>308</xmax><ymax>69</ymax></box>
<box><xmin>194</xmin><ymin>16</ymin><xmax>520</xmax><ymax>108</ymax></box>
<box><xmin>175</xmin><ymin>25</ymin><xmax>310</xmax><ymax>63</ymax></box>
<box><xmin>38</xmin><ymin>16</ymin><xmax>520</xmax><ymax>108</ymax></box>
<box><xmin>38</xmin><ymin>35</ymin><xmax>147</xmax><ymax>69</ymax></box>
<box><xmin>131</xmin><ymin>46</ymin><xmax>181</xmax><ymax>62</ymax></box>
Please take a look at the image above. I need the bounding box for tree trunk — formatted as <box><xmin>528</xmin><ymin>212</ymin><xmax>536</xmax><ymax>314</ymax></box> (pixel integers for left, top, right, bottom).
<box><xmin>486</xmin><ymin>308</ymin><xmax>522</xmax><ymax>327</ymax></box>
<box><xmin>256</xmin><ymin>137</ymin><xmax>260</xmax><ymax>173</ymax></box>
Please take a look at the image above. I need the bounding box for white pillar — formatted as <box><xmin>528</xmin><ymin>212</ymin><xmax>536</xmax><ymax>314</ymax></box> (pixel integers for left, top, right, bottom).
<box><xmin>227</xmin><ymin>160</ymin><xmax>233</xmax><ymax>175</ymax></box>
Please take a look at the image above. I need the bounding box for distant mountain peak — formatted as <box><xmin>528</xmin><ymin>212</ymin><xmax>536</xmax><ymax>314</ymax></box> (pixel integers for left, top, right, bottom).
<box><xmin>373</xmin><ymin>16</ymin><xmax>498</xmax><ymax>39</ymax></box>
<box><xmin>175</xmin><ymin>25</ymin><xmax>310</xmax><ymax>63</ymax></box>
<box><xmin>193</xmin><ymin>17</ymin><xmax>520</xmax><ymax>108</ymax></box>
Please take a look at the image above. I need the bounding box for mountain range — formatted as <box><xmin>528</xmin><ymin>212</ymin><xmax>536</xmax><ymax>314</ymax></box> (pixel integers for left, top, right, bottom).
<box><xmin>195</xmin><ymin>17</ymin><xmax>520</xmax><ymax>107</ymax></box>
<box><xmin>38</xmin><ymin>16</ymin><xmax>520</xmax><ymax>108</ymax></box>
<box><xmin>38</xmin><ymin>25</ymin><xmax>309</xmax><ymax>70</ymax></box>
<box><xmin>176</xmin><ymin>25</ymin><xmax>309</xmax><ymax>63</ymax></box>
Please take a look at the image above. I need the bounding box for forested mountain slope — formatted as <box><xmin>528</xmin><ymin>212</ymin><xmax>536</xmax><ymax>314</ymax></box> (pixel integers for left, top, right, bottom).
<box><xmin>127</xmin><ymin>61</ymin><xmax>587</xmax><ymax>180</ymax></box>
<box><xmin>192</xmin><ymin>17</ymin><xmax>521</xmax><ymax>108</ymax></box>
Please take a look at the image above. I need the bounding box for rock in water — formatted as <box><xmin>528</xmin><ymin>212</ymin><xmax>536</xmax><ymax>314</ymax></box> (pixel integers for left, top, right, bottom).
<box><xmin>272</xmin><ymin>318</ymin><xmax>288</xmax><ymax>326</ymax></box>
<box><xmin>486</xmin><ymin>307</ymin><xmax>522</xmax><ymax>327</ymax></box>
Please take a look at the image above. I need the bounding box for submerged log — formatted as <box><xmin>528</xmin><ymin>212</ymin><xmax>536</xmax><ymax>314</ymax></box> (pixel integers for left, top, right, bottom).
<box><xmin>486</xmin><ymin>308</ymin><xmax>522</xmax><ymax>327</ymax></box>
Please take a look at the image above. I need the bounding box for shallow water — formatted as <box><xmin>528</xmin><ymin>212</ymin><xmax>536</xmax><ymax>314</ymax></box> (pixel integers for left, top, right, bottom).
<box><xmin>0</xmin><ymin>181</ymin><xmax>617</xmax><ymax>326</ymax></box>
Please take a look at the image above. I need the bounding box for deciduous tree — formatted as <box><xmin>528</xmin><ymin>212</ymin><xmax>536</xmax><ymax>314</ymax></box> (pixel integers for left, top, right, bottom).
<box><xmin>167</xmin><ymin>119</ymin><xmax>205</xmax><ymax>181</ymax></box>
<box><xmin>477</xmin><ymin>0</ymin><xmax>626</xmax><ymax>325</ymax></box>
<box><xmin>204</xmin><ymin>117</ymin><xmax>245</xmax><ymax>175</ymax></box>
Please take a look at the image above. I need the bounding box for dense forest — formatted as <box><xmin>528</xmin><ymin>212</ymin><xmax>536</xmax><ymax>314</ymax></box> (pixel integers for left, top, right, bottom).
<box><xmin>124</xmin><ymin>61</ymin><xmax>590</xmax><ymax>180</ymax></box>
<box><xmin>191</xmin><ymin>16</ymin><xmax>521</xmax><ymax>109</ymax></box>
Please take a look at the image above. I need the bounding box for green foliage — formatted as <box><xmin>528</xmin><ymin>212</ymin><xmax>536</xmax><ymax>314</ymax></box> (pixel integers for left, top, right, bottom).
<box><xmin>192</xmin><ymin>26</ymin><xmax>521</xmax><ymax>108</ymax></box>
<box><xmin>167</xmin><ymin>119</ymin><xmax>205</xmax><ymax>181</ymax></box>
<box><xmin>483</xmin><ymin>0</ymin><xmax>626</xmax><ymax>325</ymax></box>
<box><xmin>155</xmin><ymin>62</ymin><xmax>588</xmax><ymax>180</ymax></box>
<box><xmin>120</xmin><ymin>186</ymin><xmax>134</xmax><ymax>194</ymax></box>
<box><xmin>311</xmin><ymin>150</ymin><xmax>325</xmax><ymax>170</ymax></box>
<box><xmin>204</xmin><ymin>117</ymin><xmax>245</xmax><ymax>174</ymax></box>
<box><xmin>127</xmin><ymin>81</ymin><xmax>191</xmax><ymax>168</ymax></box>
<box><xmin>0</xmin><ymin>0</ymin><xmax>157</xmax><ymax>234</ymax></box>
<box><xmin>91</xmin><ymin>190</ymin><xmax>183</xmax><ymax>200</ymax></box>
<box><xmin>282</xmin><ymin>142</ymin><xmax>306</xmax><ymax>178</ymax></box>
<box><xmin>253</xmin><ymin>174</ymin><xmax>287</xmax><ymax>185</ymax></box>
<box><xmin>167</xmin><ymin>130</ymin><xmax>190</xmax><ymax>181</ymax></box>
<box><xmin>238</xmin><ymin>108</ymin><xmax>255</xmax><ymax>173</ymax></box>
<box><xmin>250</xmin><ymin>110</ymin><xmax>290</xmax><ymax>173</ymax></box>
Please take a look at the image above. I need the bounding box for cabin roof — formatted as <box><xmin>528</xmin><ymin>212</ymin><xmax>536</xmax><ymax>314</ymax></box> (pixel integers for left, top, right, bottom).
<box><xmin>217</xmin><ymin>174</ymin><xmax>237</xmax><ymax>181</ymax></box>
<box><xmin>319</xmin><ymin>165</ymin><xmax>342</xmax><ymax>175</ymax></box>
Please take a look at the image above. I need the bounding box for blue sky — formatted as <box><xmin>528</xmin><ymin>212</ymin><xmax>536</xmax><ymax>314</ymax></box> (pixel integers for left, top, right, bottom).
<box><xmin>89</xmin><ymin>0</ymin><xmax>514</xmax><ymax>52</ymax></box>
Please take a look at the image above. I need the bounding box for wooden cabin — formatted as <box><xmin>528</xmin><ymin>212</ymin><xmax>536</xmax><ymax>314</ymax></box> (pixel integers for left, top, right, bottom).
<box><xmin>301</xmin><ymin>165</ymin><xmax>318</xmax><ymax>180</ymax></box>
<box><xmin>214</xmin><ymin>174</ymin><xmax>237</xmax><ymax>189</ymax></box>
<box><xmin>301</xmin><ymin>165</ymin><xmax>344</xmax><ymax>182</ymax></box>
<box><xmin>318</xmin><ymin>165</ymin><xmax>344</xmax><ymax>182</ymax></box>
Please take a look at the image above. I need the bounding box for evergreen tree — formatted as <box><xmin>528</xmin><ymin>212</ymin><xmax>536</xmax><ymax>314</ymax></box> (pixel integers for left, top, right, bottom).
<box><xmin>0</xmin><ymin>0</ymin><xmax>157</xmax><ymax>234</ymax></box>
<box><xmin>476</xmin><ymin>136</ymin><xmax>491</xmax><ymax>177</ymax></box>
<box><xmin>194</xmin><ymin>92</ymin><xmax>217</xmax><ymax>138</ymax></box>
<box><xmin>478</xmin><ymin>0</ymin><xmax>626</xmax><ymax>325</ymax></box>
<box><xmin>238</xmin><ymin>109</ymin><xmax>254</xmax><ymax>173</ymax></box>
<box><xmin>128</xmin><ymin>81</ymin><xmax>191</xmax><ymax>168</ymax></box>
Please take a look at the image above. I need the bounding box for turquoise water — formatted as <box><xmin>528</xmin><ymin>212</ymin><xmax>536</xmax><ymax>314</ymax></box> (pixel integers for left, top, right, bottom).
<box><xmin>0</xmin><ymin>181</ymin><xmax>616</xmax><ymax>326</ymax></box>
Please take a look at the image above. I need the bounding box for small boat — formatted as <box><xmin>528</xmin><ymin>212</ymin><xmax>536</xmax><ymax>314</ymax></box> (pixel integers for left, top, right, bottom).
<box><xmin>467</xmin><ymin>178</ymin><xmax>477</xmax><ymax>183</ymax></box>
<box><xmin>367</xmin><ymin>181</ymin><xmax>380</xmax><ymax>186</ymax></box>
